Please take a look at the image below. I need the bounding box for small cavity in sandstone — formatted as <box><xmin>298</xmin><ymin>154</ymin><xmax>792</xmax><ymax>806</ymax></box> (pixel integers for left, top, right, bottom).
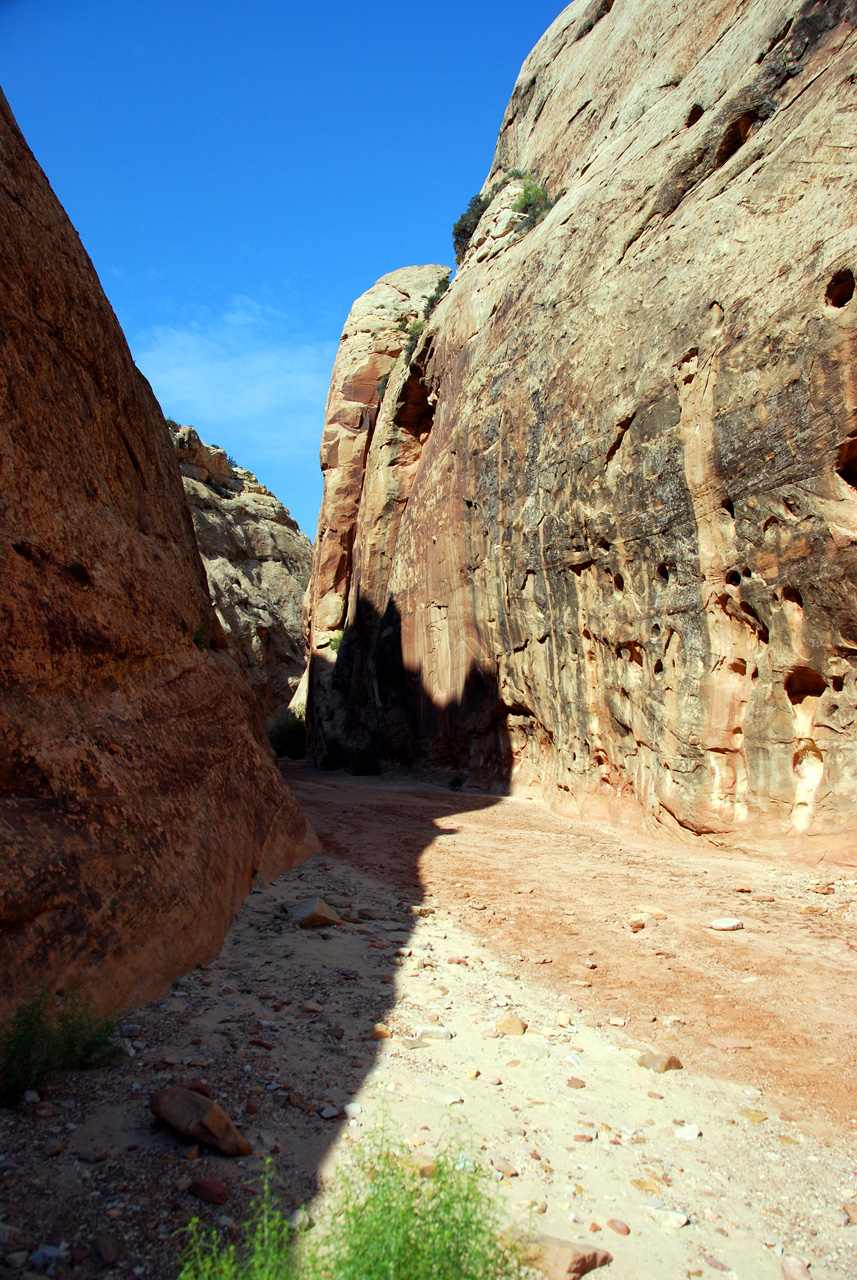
<box><xmin>825</xmin><ymin>268</ymin><xmax>855</xmax><ymax>308</ymax></box>
<box><xmin>784</xmin><ymin>667</ymin><xmax>826</xmax><ymax>705</ymax></box>
<box><xmin>686</xmin><ymin>103</ymin><xmax>704</xmax><ymax>127</ymax></box>
<box><xmin>837</xmin><ymin>438</ymin><xmax>857</xmax><ymax>490</ymax></box>
<box><xmin>714</xmin><ymin>112</ymin><xmax>759</xmax><ymax>168</ymax></box>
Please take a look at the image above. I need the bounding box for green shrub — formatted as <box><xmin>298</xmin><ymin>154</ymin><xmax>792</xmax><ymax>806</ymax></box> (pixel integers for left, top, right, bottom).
<box><xmin>267</xmin><ymin>712</ymin><xmax>307</xmax><ymax>760</ymax></box>
<box><xmin>375</xmin><ymin>372</ymin><xmax>391</xmax><ymax>404</ymax></box>
<box><xmin>0</xmin><ymin>988</ymin><xmax>119</xmax><ymax>1101</ymax></box>
<box><xmin>512</xmin><ymin>175</ymin><xmax>563</xmax><ymax>230</ymax></box>
<box><xmin>192</xmin><ymin>624</ymin><xmax>211</xmax><ymax>651</ymax></box>
<box><xmin>423</xmin><ymin>275</ymin><xmax>450</xmax><ymax>321</ymax></box>
<box><xmin>178</xmin><ymin>1137</ymin><xmax>526</xmax><ymax>1280</ymax></box>
<box><xmin>452</xmin><ymin>193</ymin><xmax>491</xmax><ymax>263</ymax></box>
<box><xmin>403</xmin><ymin>319</ymin><xmax>426</xmax><ymax>364</ymax></box>
<box><xmin>328</xmin><ymin>630</ymin><xmax>343</xmax><ymax>654</ymax></box>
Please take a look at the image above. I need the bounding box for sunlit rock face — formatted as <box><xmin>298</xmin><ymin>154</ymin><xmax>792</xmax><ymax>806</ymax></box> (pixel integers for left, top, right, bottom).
<box><xmin>309</xmin><ymin>0</ymin><xmax>857</xmax><ymax>848</ymax></box>
<box><xmin>0</xmin><ymin>88</ymin><xmax>319</xmax><ymax>1021</ymax></box>
<box><xmin>170</xmin><ymin>424</ymin><xmax>312</xmax><ymax>736</ymax></box>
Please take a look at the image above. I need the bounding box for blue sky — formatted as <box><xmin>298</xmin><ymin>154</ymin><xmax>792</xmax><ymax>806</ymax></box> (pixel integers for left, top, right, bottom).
<box><xmin>0</xmin><ymin>0</ymin><xmax>565</xmax><ymax>536</ymax></box>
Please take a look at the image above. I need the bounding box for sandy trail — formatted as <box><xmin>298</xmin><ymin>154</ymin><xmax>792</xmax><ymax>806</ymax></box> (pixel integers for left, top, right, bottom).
<box><xmin>0</xmin><ymin>768</ymin><xmax>855</xmax><ymax>1279</ymax></box>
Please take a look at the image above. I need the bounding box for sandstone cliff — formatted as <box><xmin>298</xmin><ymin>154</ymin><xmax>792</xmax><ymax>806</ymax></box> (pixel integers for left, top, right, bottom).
<box><xmin>0</xmin><ymin>87</ymin><xmax>319</xmax><ymax>1022</ymax></box>
<box><xmin>170</xmin><ymin>424</ymin><xmax>312</xmax><ymax>738</ymax></box>
<box><xmin>305</xmin><ymin>0</ymin><xmax>857</xmax><ymax>849</ymax></box>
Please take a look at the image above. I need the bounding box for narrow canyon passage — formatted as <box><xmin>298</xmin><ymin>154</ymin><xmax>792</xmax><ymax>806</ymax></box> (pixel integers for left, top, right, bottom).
<box><xmin>287</xmin><ymin>766</ymin><xmax>857</xmax><ymax>1130</ymax></box>
<box><xmin>2</xmin><ymin>769</ymin><xmax>855</xmax><ymax>1279</ymax></box>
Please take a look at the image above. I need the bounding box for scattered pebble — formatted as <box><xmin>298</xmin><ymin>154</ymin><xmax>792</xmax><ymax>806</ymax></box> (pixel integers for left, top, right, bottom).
<box><xmin>188</xmin><ymin>1177</ymin><xmax>228</xmax><ymax>1205</ymax></box>
<box><xmin>710</xmin><ymin>918</ymin><xmax>744</xmax><ymax>931</ymax></box>
<box><xmin>496</xmin><ymin>1013</ymin><xmax>527</xmax><ymax>1036</ymax></box>
<box><xmin>637</xmin><ymin>1051</ymin><xmax>683</xmax><ymax>1074</ymax></box>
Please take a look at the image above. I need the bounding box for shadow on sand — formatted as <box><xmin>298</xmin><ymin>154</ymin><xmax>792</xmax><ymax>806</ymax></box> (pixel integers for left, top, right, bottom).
<box><xmin>250</xmin><ymin>594</ymin><xmax>515</xmax><ymax>1209</ymax></box>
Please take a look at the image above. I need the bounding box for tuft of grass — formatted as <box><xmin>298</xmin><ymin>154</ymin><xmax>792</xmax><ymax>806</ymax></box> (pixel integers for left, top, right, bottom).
<box><xmin>0</xmin><ymin>988</ymin><xmax>119</xmax><ymax>1101</ymax></box>
<box><xmin>328</xmin><ymin>630</ymin><xmax>343</xmax><ymax>655</ymax></box>
<box><xmin>178</xmin><ymin>1174</ymin><xmax>293</xmax><ymax>1280</ymax></box>
<box><xmin>178</xmin><ymin>1138</ymin><xmax>526</xmax><ymax>1280</ymax></box>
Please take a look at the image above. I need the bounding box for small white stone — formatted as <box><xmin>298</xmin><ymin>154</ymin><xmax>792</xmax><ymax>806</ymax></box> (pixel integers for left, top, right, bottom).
<box><xmin>646</xmin><ymin>1206</ymin><xmax>689</xmax><ymax>1235</ymax></box>
<box><xmin>710</xmin><ymin>917</ymin><xmax>744</xmax><ymax>931</ymax></box>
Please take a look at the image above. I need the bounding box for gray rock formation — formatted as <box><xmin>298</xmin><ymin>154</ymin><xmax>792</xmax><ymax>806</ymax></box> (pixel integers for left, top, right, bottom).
<box><xmin>170</xmin><ymin>424</ymin><xmax>312</xmax><ymax>737</ymax></box>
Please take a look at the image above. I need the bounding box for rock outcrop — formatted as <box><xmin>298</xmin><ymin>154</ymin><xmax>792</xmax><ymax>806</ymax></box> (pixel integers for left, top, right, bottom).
<box><xmin>170</xmin><ymin>424</ymin><xmax>312</xmax><ymax>735</ymax></box>
<box><xmin>0</xmin><ymin>87</ymin><xmax>319</xmax><ymax>1023</ymax></box>
<box><xmin>305</xmin><ymin>265</ymin><xmax>450</xmax><ymax>765</ymax></box>
<box><xmin>305</xmin><ymin>0</ymin><xmax>857</xmax><ymax>850</ymax></box>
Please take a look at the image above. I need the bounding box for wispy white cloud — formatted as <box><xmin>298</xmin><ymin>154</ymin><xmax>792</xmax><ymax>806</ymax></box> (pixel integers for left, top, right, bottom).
<box><xmin>131</xmin><ymin>300</ymin><xmax>337</xmax><ymax>536</ymax></box>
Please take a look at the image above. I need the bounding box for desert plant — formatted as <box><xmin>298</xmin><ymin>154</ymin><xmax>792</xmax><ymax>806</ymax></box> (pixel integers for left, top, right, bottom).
<box><xmin>178</xmin><ymin>1173</ymin><xmax>293</xmax><ymax>1280</ymax></box>
<box><xmin>403</xmin><ymin>319</ymin><xmax>426</xmax><ymax>364</ymax></box>
<box><xmin>512</xmin><ymin>175</ymin><xmax>563</xmax><ymax>230</ymax></box>
<box><xmin>0</xmin><ymin>988</ymin><xmax>119</xmax><ymax>1101</ymax></box>
<box><xmin>192</xmin><ymin>624</ymin><xmax>210</xmax><ymax>651</ymax></box>
<box><xmin>375</xmin><ymin>371</ymin><xmax>391</xmax><ymax>404</ymax></box>
<box><xmin>178</xmin><ymin>1137</ymin><xmax>526</xmax><ymax>1280</ymax></box>
<box><xmin>452</xmin><ymin>192</ymin><xmax>491</xmax><ymax>263</ymax></box>
<box><xmin>267</xmin><ymin>711</ymin><xmax>307</xmax><ymax>760</ymax></box>
<box><xmin>423</xmin><ymin>274</ymin><xmax>450</xmax><ymax>321</ymax></box>
<box><xmin>328</xmin><ymin>630</ymin><xmax>343</xmax><ymax>654</ymax></box>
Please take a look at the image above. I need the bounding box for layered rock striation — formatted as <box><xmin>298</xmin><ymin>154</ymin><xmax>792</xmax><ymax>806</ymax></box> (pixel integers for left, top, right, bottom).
<box><xmin>0</xmin><ymin>88</ymin><xmax>318</xmax><ymax>1022</ymax></box>
<box><xmin>170</xmin><ymin>424</ymin><xmax>312</xmax><ymax>735</ymax></box>
<box><xmin>305</xmin><ymin>0</ymin><xmax>857</xmax><ymax>847</ymax></box>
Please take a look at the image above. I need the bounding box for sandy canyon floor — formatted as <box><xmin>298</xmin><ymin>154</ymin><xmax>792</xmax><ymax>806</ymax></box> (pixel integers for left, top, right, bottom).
<box><xmin>1</xmin><ymin>765</ymin><xmax>856</xmax><ymax>1280</ymax></box>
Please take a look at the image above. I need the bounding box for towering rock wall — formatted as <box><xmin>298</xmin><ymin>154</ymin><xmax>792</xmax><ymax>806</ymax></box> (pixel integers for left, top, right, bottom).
<box><xmin>306</xmin><ymin>0</ymin><xmax>857</xmax><ymax>848</ymax></box>
<box><xmin>0</xmin><ymin>88</ymin><xmax>319</xmax><ymax>1022</ymax></box>
<box><xmin>170</xmin><ymin>424</ymin><xmax>312</xmax><ymax>735</ymax></box>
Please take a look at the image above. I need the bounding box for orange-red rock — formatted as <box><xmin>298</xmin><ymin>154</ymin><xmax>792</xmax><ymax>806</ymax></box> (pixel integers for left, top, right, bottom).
<box><xmin>305</xmin><ymin>0</ymin><xmax>857</xmax><ymax>848</ymax></box>
<box><xmin>0</xmin><ymin>87</ymin><xmax>318</xmax><ymax>1022</ymax></box>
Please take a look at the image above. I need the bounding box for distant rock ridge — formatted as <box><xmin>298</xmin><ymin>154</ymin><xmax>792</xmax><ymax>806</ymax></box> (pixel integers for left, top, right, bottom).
<box><xmin>169</xmin><ymin>423</ymin><xmax>312</xmax><ymax>735</ymax></box>
<box><xmin>304</xmin><ymin>0</ymin><xmax>857</xmax><ymax>852</ymax></box>
<box><xmin>0</xmin><ymin>86</ymin><xmax>318</xmax><ymax>1022</ymax></box>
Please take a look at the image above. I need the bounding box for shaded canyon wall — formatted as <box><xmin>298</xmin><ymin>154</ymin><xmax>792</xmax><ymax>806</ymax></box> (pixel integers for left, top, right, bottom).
<box><xmin>305</xmin><ymin>0</ymin><xmax>857</xmax><ymax>849</ymax></box>
<box><xmin>0</xmin><ymin>88</ymin><xmax>319</xmax><ymax>1022</ymax></box>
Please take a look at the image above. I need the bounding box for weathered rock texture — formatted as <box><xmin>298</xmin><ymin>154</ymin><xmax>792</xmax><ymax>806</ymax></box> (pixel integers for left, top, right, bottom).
<box><xmin>0</xmin><ymin>87</ymin><xmax>319</xmax><ymax>1023</ymax></box>
<box><xmin>305</xmin><ymin>265</ymin><xmax>450</xmax><ymax>763</ymax></box>
<box><xmin>306</xmin><ymin>0</ymin><xmax>857</xmax><ymax>847</ymax></box>
<box><xmin>170</xmin><ymin>424</ymin><xmax>312</xmax><ymax>733</ymax></box>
